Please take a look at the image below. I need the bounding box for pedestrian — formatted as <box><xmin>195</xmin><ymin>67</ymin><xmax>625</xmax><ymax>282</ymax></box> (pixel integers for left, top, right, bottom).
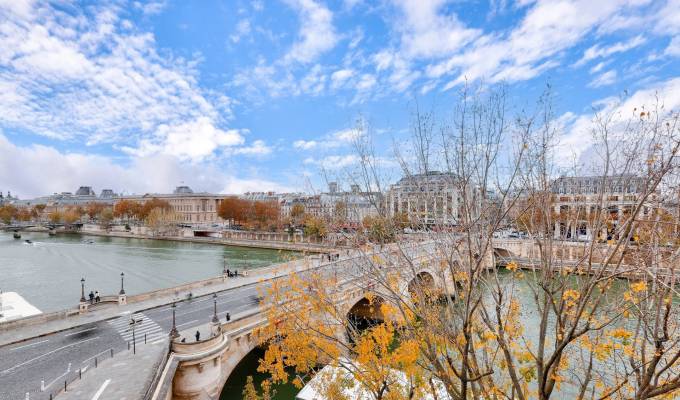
<box><xmin>195</xmin><ymin>330</ymin><xmax>201</xmax><ymax>342</ymax></box>
<box><xmin>89</xmin><ymin>291</ymin><xmax>94</xmax><ymax>304</ymax></box>
<box><xmin>234</xmin><ymin>269</ymin><xmax>238</xmax><ymax>277</ymax></box>
<box><xmin>181</xmin><ymin>338</ymin><xmax>186</xmax><ymax>343</ymax></box>
<box><xmin>226</xmin><ymin>312</ymin><xmax>230</xmax><ymax>322</ymax></box>
<box><xmin>95</xmin><ymin>290</ymin><xmax>100</xmax><ymax>303</ymax></box>
<box><xmin>226</xmin><ymin>268</ymin><xmax>230</xmax><ymax>277</ymax></box>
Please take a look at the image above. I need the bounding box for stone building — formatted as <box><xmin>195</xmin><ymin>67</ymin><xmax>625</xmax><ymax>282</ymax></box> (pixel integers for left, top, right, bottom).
<box><xmin>122</xmin><ymin>186</ymin><xmax>229</xmax><ymax>225</ymax></box>
<box><xmin>388</xmin><ymin>171</ymin><xmax>465</xmax><ymax>227</ymax></box>
<box><xmin>550</xmin><ymin>175</ymin><xmax>650</xmax><ymax>240</ymax></box>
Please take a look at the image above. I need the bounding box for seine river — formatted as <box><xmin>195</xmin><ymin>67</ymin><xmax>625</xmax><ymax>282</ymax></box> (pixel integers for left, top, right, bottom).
<box><xmin>0</xmin><ymin>231</ymin><xmax>294</xmax><ymax>313</ymax></box>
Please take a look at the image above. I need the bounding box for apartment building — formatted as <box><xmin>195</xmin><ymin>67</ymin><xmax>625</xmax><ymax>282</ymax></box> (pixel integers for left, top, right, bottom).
<box><xmin>550</xmin><ymin>175</ymin><xmax>650</xmax><ymax>240</ymax></box>
<box><xmin>388</xmin><ymin>171</ymin><xmax>464</xmax><ymax>226</ymax></box>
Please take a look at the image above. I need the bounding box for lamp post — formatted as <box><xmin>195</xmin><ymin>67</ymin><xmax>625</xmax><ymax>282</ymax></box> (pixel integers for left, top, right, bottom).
<box><xmin>169</xmin><ymin>302</ymin><xmax>179</xmax><ymax>339</ymax></box>
<box><xmin>119</xmin><ymin>272</ymin><xmax>125</xmax><ymax>295</ymax></box>
<box><xmin>129</xmin><ymin>317</ymin><xmax>141</xmax><ymax>354</ymax></box>
<box><xmin>212</xmin><ymin>293</ymin><xmax>219</xmax><ymax>323</ymax></box>
<box><xmin>80</xmin><ymin>278</ymin><xmax>86</xmax><ymax>302</ymax></box>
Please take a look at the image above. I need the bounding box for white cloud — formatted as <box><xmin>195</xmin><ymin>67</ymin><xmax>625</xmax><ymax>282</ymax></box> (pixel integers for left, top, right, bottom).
<box><xmin>230</xmin><ymin>19</ymin><xmax>251</xmax><ymax>43</ymax></box>
<box><xmin>0</xmin><ymin>132</ymin><xmax>284</xmax><ymax>198</ymax></box>
<box><xmin>283</xmin><ymin>0</ymin><xmax>338</xmax><ymax>64</ymax></box>
<box><xmin>590</xmin><ymin>61</ymin><xmax>607</xmax><ymax>74</ymax></box>
<box><xmin>588</xmin><ymin>69</ymin><xmax>617</xmax><ymax>88</ymax></box>
<box><xmin>294</xmin><ymin>140</ymin><xmax>319</xmax><ymax>150</ymax></box>
<box><xmin>330</xmin><ymin>68</ymin><xmax>354</xmax><ymax>88</ymax></box>
<box><xmin>557</xmin><ymin>76</ymin><xmax>680</xmax><ymax>167</ymax></box>
<box><xmin>576</xmin><ymin>35</ymin><xmax>646</xmax><ymax>66</ymax></box>
<box><xmin>393</xmin><ymin>0</ymin><xmax>480</xmax><ymax>59</ymax></box>
<box><xmin>133</xmin><ymin>1</ymin><xmax>167</xmax><ymax>15</ymax></box>
<box><xmin>665</xmin><ymin>36</ymin><xmax>680</xmax><ymax>57</ymax></box>
<box><xmin>0</xmin><ymin>1</ymin><xmax>233</xmax><ymax>161</ymax></box>
<box><xmin>304</xmin><ymin>154</ymin><xmax>359</xmax><ymax>169</ymax></box>
<box><xmin>426</xmin><ymin>0</ymin><xmax>650</xmax><ymax>89</ymax></box>
<box><xmin>232</xmin><ymin>140</ymin><xmax>273</xmax><ymax>156</ymax></box>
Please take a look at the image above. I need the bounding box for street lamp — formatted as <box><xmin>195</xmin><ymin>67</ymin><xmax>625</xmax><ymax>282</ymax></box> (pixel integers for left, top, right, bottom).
<box><xmin>212</xmin><ymin>293</ymin><xmax>219</xmax><ymax>323</ymax></box>
<box><xmin>129</xmin><ymin>316</ymin><xmax>142</xmax><ymax>354</ymax></box>
<box><xmin>169</xmin><ymin>302</ymin><xmax>179</xmax><ymax>339</ymax></box>
<box><xmin>119</xmin><ymin>272</ymin><xmax>125</xmax><ymax>295</ymax></box>
<box><xmin>80</xmin><ymin>278</ymin><xmax>86</xmax><ymax>302</ymax></box>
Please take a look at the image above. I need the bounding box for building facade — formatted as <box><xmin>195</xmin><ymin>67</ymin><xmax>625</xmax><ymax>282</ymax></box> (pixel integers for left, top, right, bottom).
<box><xmin>550</xmin><ymin>175</ymin><xmax>650</xmax><ymax>240</ymax></box>
<box><xmin>388</xmin><ymin>172</ymin><xmax>464</xmax><ymax>226</ymax></box>
<box><xmin>122</xmin><ymin>186</ymin><xmax>229</xmax><ymax>225</ymax></box>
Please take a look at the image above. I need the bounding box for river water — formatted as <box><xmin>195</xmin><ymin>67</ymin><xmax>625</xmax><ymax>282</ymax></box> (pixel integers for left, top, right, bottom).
<box><xmin>0</xmin><ymin>231</ymin><xmax>295</xmax><ymax>313</ymax></box>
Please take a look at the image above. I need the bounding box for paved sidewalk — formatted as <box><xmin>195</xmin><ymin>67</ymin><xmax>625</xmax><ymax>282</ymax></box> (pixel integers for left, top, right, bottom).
<box><xmin>0</xmin><ymin>257</ymin><xmax>316</xmax><ymax>347</ymax></box>
<box><xmin>54</xmin><ymin>339</ymin><xmax>168</xmax><ymax>400</ymax></box>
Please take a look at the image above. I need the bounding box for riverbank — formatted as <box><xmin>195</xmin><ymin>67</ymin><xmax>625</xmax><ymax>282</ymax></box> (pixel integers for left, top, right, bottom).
<box><xmin>76</xmin><ymin>228</ymin><xmax>340</xmax><ymax>253</ymax></box>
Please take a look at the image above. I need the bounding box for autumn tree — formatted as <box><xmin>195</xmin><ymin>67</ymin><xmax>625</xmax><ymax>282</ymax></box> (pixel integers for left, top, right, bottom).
<box><xmin>85</xmin><ymin>202</ymin><xmax>107</xmax><ymax>220</ymax></box>
<box><xmin>48</xmin><ymin>211</ymin><xmax>63</xmax><ymax>224</ymax></box>
<box><xmin>254</xmin><ymin>85</ymin><xmax>680</xmax><ymax>400</ymax></box>
<box><xmin>303</xmin><ymin>215</ymin><xmax>327</xmax><ymax>239</ymax></box>
<box><xmin>0</xmin><ymin>204</ymin><xmax>17</xmax><ymax>224</ymax></box>
<box><xmin>218</xmin><ymin>197</ymin><xmax>249</xmax><ymax>225</ymax></box>
<box><xmin>99</xmin><ymin>208</ymin><xmax>114</xmax><ymax>231</ymax></box>
<box><xmin>113</xmin><ymin>199</ymin><xmax>138</xmax><ymax>222</ymax></box>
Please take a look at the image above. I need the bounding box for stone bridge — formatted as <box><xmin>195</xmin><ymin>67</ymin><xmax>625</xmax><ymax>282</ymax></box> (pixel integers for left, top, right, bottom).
<box><xmin>150</xmin><ymin>240</ymin><xmax>486</xmax><ymax>400</ymax></box>
<box><xmin>146</xmin><ymin>238</ymin><xmax>674</xmax><ymax>400</ymax></box>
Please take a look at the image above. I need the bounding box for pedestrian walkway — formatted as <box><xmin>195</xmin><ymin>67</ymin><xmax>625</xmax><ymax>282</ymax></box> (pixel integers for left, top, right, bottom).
<box><xmin>0</xmin><ymin>256</ymin><xmax>318</xmax><ymax>347</ymax></box>
<box><xmin>54</xmin><ymin>339</ymin><xmax>168</xmax><ymax>400</ymax></box>
<box><xmin>108</xmin><ymin>313</ymin><xmax>165</xmax><ymax>345</ymax></box>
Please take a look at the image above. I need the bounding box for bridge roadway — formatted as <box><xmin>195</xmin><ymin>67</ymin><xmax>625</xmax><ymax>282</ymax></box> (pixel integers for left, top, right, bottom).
<box><xmin>0</xmin><ymin>283</ymin><xmax>270</xmax><ymax>400</ymax></box>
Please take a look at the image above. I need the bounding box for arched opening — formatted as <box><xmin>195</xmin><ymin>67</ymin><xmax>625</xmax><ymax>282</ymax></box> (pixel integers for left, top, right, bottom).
<box><xmin>346</xmin><ymin>296</ymin><xmax>385</xmax><ymax>343</ymax></box>
<box><xmin>493</xmin><ymin>248</ymin><xmax>514</xmax><ymax>266</ymax></box>
<box><xmin>408</xmin><ymin>271</ymin><xmax>436</xmax><ymax>301</ymax></box>
<box><xmin>219</xmin><ymin>344</ymin><xmax>298</xmax><ymax>400</ymax></box>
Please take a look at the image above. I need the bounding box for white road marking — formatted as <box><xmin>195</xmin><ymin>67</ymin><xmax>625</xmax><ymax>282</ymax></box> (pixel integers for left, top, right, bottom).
<box><xmin>9</xmin><ymin>339</ymin><xmax>49</xmax><ymax>351</ymax></box>
<box><xmin>91</xmin><ymin>379</ymin><xmax>111</xmax><ymax>400</ymax></box>
<box><xmin>176</xmin><ymin>319</ymin><xmax>198</xmax><ymax>328</ymax></box>
<box><xmin>65</xmin><ymin>327</ymin><xmax>97</xmax><ymax>336</ymax></box>
<box><xmin>1</xmin><ymin>337</ymin><xmax>100</xmax><ymax>375</ymax></box>
<box><xmin>150</xmin><ymin>339</ymin><xmax>166</xmax><ymax>345</ymax></box>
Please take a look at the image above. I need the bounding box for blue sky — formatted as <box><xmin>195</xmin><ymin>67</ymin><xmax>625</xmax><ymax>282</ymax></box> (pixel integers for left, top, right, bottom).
<box><xmin>0</xmin><ymin>0</ymin><xmax>679</xmax><ymax>198</ymax></box>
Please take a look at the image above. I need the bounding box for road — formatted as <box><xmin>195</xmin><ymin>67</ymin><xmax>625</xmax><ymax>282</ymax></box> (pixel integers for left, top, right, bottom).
<box><xmin>0</xmin><ymin>283</ymin><xmax>264</xmax><ymax>400</ymax></box>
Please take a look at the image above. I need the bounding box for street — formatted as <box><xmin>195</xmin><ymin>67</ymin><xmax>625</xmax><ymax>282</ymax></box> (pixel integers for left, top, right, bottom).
<box><xmin>0</xmin><ymin>284</ymin><xmax>263</xmax><ymax>400</ymax></box>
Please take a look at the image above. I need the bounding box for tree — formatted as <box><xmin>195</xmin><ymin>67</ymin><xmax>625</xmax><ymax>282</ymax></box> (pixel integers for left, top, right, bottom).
<box><xmin>48</xmin><ymin>211</ymin><xmax>63</xmax><ymax>224</ymax></box>
<box><xmin>0</xmin><ymin>204</ymin><xmax>17</xmax><ymax>224</ymax></box>
<box><xmin>85</xmin><ymin>202</ymin><xmax>107</xmax><ymax>220</ymax></box>
<box><xmin>99</xmin><ymin>208</ymin><xmax>113</xmax><ymax>231</ymax></box>
<box><xmin>218</xmin><ymin>197</ymin><xmax>250</xmax><ymax>225</ymax></box>
<box><xmin>255</xmin><ymin>86</ymin><xmax>680</xmax><ymax>400</ymax></box>
<box><xmin>140</xmin><ymin>198</ymin><xmax>171</xmax><ymax>220</ymax></box>
<box><xmin>145</xmin><ymin>208</ymin><xmax>177</xmax><ymax>236</ymax></box>
<box><xmin>113</xmin><ymin>199</ymin><xmax>138</xmax><ymax>222</ymax></box>
<box><xmin>290</xmin><ymin>203</ymin><xmax>305</xmax><ymax>221</ymax></box>
<box><xmin>63</xmin><ymin>209</ymin><xmax>81</xmax><ymax>226</ymax></box>
<box><xmin>303</xmin><ymin>215</ymin><xmax>327</xmax><ymax>239</ymax></box>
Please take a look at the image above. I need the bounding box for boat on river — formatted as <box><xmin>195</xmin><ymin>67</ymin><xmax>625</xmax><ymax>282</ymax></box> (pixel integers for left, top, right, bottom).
<box><xmin>24</xmin><ymin>239</ymin><xmax>32</xmax><ymax>244</ymax></box>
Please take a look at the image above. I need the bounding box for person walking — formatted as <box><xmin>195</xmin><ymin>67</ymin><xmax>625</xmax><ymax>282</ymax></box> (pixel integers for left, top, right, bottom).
<box><xmin>195</xmin><ymin>330</ymin><xmax>201</xmax><ymax>342</ymax></box>
<box><xmin>88</xmin><ymin>291</ymin><xmax>94</xmax><ymax>304</ymax></box>
<box><xmin>94</xmin><ymin>291</ymin><xmax>100</xmax><ymax>303</ymax></box>
<box><xmin>226</xmin><ymin>312</ymin><xmax>230</xmax><ymax>322</ymax></box>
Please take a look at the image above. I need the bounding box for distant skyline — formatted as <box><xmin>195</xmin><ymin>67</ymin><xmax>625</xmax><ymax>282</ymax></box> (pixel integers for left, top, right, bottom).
<box><xmin>1</xmin><ymin>0</ymin><xmax>679</xmax><ymax>198</ymax></box>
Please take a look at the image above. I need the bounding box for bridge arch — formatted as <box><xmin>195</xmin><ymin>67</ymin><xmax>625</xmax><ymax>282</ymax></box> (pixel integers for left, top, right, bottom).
<box><xmin>407</xmin><ymin>271</ymin><xmax>436</xmax><ymax>300</ymax></box>
<box><xmin>493</xmin><ymin>247</ymin><xmax>517</xmax><ymax>266</ymax></box>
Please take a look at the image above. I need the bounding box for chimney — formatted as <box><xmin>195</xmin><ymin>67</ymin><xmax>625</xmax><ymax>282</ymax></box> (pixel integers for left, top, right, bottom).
<box><xmin>329</xmin><ymin>182</ymin><xmax>338</xmax><ymax>194</ymax></box>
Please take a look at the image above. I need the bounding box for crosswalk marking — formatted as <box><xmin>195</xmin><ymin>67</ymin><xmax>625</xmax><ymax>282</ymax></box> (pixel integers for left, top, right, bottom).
<box><xmin>108</xmin><ymin>313</ymin><xmax>166</xmax><ymax>343</ymax></box>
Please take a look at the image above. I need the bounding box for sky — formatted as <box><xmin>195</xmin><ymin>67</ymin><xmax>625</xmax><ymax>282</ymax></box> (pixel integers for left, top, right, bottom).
<box><xmin>0</xmin><ymin>0</ymin><xmax>679</xmax><ymax>199</ymax></box>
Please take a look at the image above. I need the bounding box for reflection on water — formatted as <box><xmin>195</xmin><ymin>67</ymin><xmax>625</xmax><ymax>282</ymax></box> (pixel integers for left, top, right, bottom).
<box><xmin>220</xmin><ymin>346</ymin><xmax>299</xmax><ymax>400</ymax></box>
<box><xmin>0</xmin><ymin>231</ymin><xmax>295</xmax><ymax>312</ymax></box>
